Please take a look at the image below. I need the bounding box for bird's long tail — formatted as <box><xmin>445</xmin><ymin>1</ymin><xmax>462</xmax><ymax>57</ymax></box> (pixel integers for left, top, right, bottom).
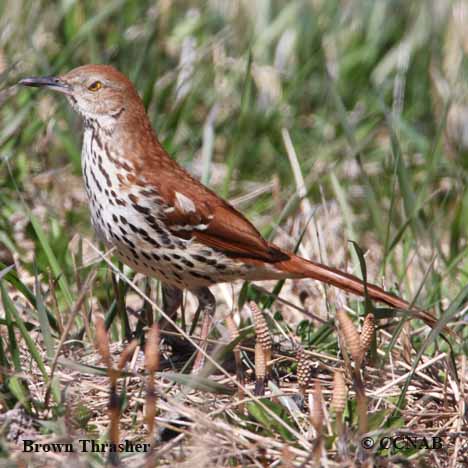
<box><xmin>277</xmin><ymin>253</ymin><xmax>438</xmax><ymax>328</ymax></box>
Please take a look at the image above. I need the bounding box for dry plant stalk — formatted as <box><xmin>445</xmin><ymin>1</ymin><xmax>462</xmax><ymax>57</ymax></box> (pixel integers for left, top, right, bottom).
<box><xmin>331</xmin><ymin>370</ymin><xmax>347</xmax><ymax>414</ymax></box>
<box><xmin>254</xmin><ymin>341</ymin><xmax>266</xmax><ymax>396</ymax></box>
<box><xmin>249</xmin><ymin>301</ymin><xmax>272</xmax><ymax>371</ymax></box>
<box><xmin>145</xmin><ymin>323</ymin><xmax>160</xmax><ymax>375</ymax></box>
<box><xmin>336</xmin><ymin>310</ymin><xmax>368</xmax><ymax>434</ymax></box>
<box><xmin>310</xmin><ymin>380</ymin><xmax>324</xmax><ymax>466</ymax></box>
<box><xmin>225</xmin><ymin>312</ymin><xmax>245</xmax><ymax>410</ymax></box>
<box><xmin>225</xmin><ymin>312</ymin><xmax>243</xmax><ymax>379</ymax></box>
<box><xmin>95</xmin><ymin>315</ymin><xmax>112</xmax><ymax>369</ymax></box>
<box><xmin>280</xmin><ymin>445</ymin><xmax>294</xmax><ymax>468</ymax></box>
<box><xmin>401</xmin><ymin>320</ymin><xmax>412</xmax><ymax>364</ymax></box>
<box><xmin>310</xmin><ymin>379</ymin><xmax>323</xmax><ymax>433</ymax></box>
<box><xmin>336</xmin><ymin>310</ymin><xmax>361</xmax><ymax>366</ymax></box>
<box><xmin>117</xmin><ymin>339</ymin><xmax>139</xmax><ymax>371</ymax></box>
<box><xmin>360</xmin><ymin>313</ymin><xmax>375</xmax><ymax>362</ymax></box>
<box><xmin>331</xmin><ymin>370</ymin><xmax>347</xmax><ymax>439</ymax></box>
<box><xmin>145</xmin><ymin>323</ymin><xmax>160</xmax><ymax>436</ymax></box>
<box><xmin>144</xmin><ymin>323</ymin><xmax>160</xmax><ymax>465</ymax></box>
<box><xmin>225</xmin><ymin>312</ymin><xmax>240</xmax><ymax>345</ymax></box>
<box><xmin>94</xmin><ymin>315</ymin><xmax>120</xmax><ymax>465</ymax></box>
<box><xmin>355</xmin><ymin>381</ymin><xmax>368</xmax><ymax>436</ymax></box>
<box><xmin>296</xmin><ymin>347</ymin><xmax>312</xmax><ymax>395</ymax></box>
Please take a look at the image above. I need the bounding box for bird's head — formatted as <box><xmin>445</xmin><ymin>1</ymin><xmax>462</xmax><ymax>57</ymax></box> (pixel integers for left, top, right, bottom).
<box><xmin>20</xmin><ymin>64</ymin><xmax>142</xmax><ymax>126</ymax></box>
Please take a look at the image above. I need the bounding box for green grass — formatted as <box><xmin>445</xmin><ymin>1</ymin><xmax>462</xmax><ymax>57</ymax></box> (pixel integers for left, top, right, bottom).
<box><xmin>0</xmin><ymin>0</ymin><xmax>467</xmax><ymax>466</ymax></box>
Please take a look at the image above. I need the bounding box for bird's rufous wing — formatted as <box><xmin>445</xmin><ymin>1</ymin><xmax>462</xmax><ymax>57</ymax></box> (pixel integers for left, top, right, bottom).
<box><xmin>156</xmin><ymin>170</ymin><xmax>287</xmax><ymax>262</ymax></box>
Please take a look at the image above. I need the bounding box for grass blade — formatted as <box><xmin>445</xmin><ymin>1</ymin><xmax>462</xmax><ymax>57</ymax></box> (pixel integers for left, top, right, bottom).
<box><xmin>29</xmin><ymin>214</ymin><xmax>73</xmax><ymax>308</ymax></box>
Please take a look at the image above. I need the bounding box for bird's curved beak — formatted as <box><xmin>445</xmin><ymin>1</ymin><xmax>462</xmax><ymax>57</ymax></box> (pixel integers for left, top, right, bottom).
<box><xmin>19</xmin><ymin>76</ymin><xmax>71</xmax><ymax>94</ymax></box>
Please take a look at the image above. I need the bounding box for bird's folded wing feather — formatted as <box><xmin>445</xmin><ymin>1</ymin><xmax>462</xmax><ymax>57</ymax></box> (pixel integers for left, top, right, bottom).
<box><xmin>159</xmin><ymin>181</ymin><xmax>288</xmax><ymax>262</ymax></box>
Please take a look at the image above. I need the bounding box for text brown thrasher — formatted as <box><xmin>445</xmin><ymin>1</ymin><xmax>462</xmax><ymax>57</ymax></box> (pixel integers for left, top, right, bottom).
<box><xmin>20</xmin><ymin>65</ymin><xmax>434</xmax><ymax>371</ymax></box>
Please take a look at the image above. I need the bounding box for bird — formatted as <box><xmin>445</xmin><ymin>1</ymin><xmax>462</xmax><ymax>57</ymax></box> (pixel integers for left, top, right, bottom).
<box><xmin>19</xmin><ymin>65</ymin><xmax>435</xmax><ymax>370</ymax></box>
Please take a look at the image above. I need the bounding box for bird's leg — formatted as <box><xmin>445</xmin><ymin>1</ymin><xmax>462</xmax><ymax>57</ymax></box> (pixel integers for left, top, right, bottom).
<box><xmin>159</xmin><ymin>284</ymin><xmax>183</xmax><ymax>346</ymax></box>
<box><xmin>191</xmin><ymin>287</ymin><xmax>216</xmax><ymax>374</ymax></box>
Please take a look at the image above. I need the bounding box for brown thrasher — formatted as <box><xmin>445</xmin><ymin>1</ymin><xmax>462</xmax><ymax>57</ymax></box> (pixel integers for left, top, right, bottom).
<box><xmin>20</xmin><ymin>65</ymin><xmax>433</xmax><ymax>370</ymax></box>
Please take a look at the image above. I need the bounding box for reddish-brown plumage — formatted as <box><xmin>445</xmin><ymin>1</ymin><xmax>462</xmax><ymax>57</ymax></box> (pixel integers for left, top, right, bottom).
<box><xmin>20</xmin><ymin>65</ymin><xmax>438</xmax><ymax>370</ymax></box>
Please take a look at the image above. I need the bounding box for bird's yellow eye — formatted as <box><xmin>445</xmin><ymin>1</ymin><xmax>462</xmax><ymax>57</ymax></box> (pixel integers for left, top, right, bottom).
<box><xmin>88</xmin><ymin>81</ymin><xmax>102</xmax><ymax>92</ymax></box>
